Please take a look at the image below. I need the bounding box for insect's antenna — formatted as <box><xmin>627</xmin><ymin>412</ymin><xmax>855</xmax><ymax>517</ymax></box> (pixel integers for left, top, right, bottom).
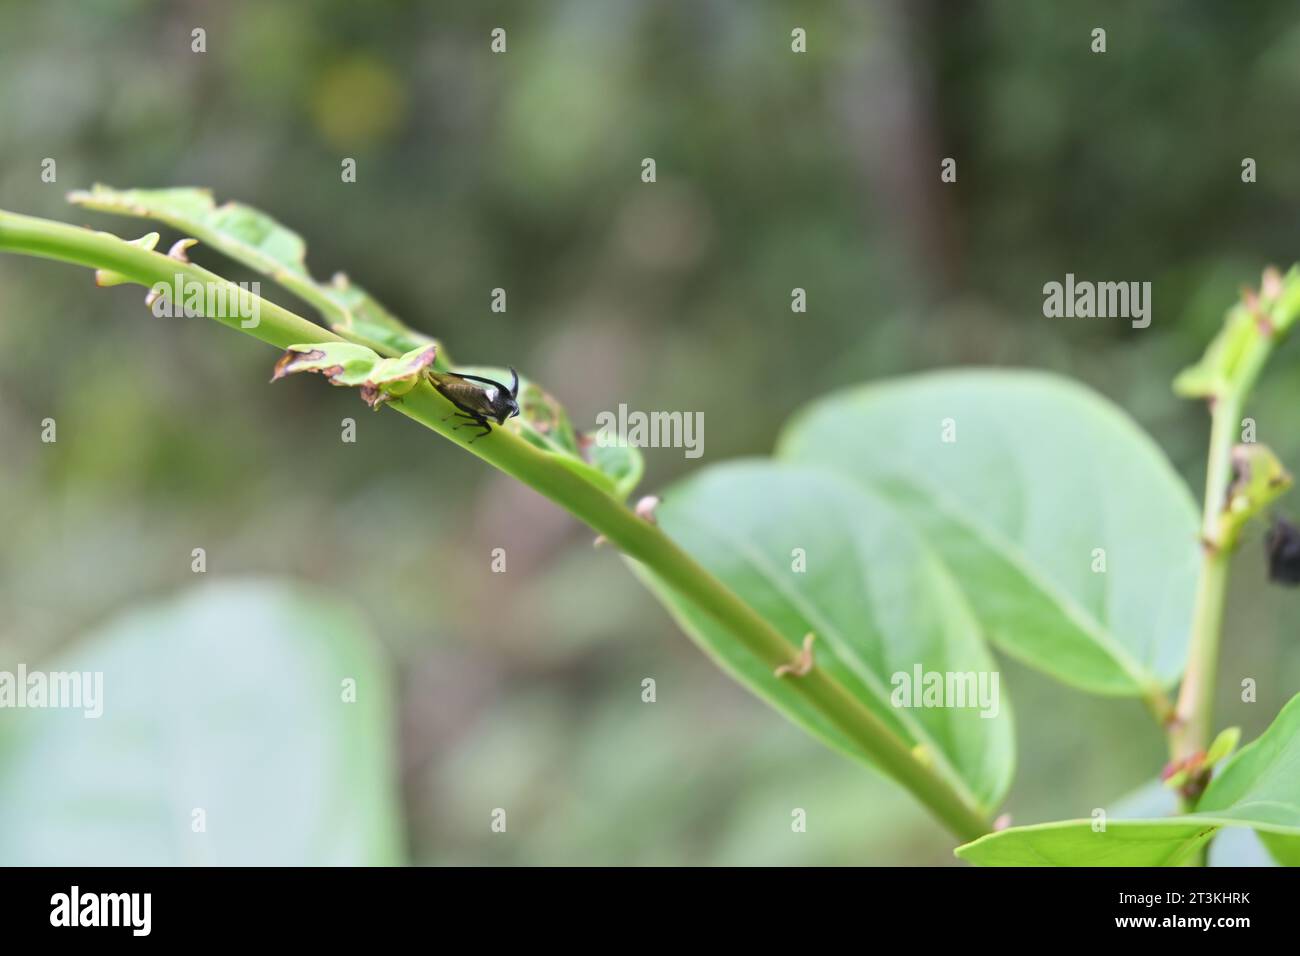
<box><xmin>508</xmin><ymin>366</ymin><xmax>519</xmax><ymax>398</ymax></box>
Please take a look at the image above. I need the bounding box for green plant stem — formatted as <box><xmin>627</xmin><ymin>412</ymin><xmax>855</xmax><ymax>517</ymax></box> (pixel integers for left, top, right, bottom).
<box><xmin>1169</xmin><ymin>309</ymin><xmax>1283</xmax><ymax>865</ymax></box>
<box><xmin>1170</xmin><ymin>396</ymin><xmax>1239</xmax><ymax>867</ymax></box>
<box><xmin>1172</xmin><ymin>326</ymin><xmax>1274</xmax><ymax>767</ymax></box>
<box><xmin>0</xmin><ymin>208</ymin><xmax>993</xmax><ymax>843</ymax></box>
<box><xmin>1171</xmin><ymin>395</ymin><xmax>1237</xmax><ymax>765</ymax></box>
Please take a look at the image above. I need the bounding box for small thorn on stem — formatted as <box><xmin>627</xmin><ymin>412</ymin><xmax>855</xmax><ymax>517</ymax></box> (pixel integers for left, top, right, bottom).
<box><xmin>775</xmin><ymin>632</ymin><xmax>816</xmax><ymax>678</ymax></box>
<box><xmin>167</xmin><ymin>237</ymin><xmax>199</xmax><ymax>263</ymax></box>
<box><xmin>635</xmin><ymin>495</ymin><xmax>660</xmax><ymax>524</ymax></box>
<box><xmin>1262</xmin><ymin>266</ymin><xmax>1283</xmax><ymax>301</ymax></box>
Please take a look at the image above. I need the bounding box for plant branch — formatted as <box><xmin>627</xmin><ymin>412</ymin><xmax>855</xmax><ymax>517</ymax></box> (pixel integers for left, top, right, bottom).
<box><xmin>1172</xmin><ymin>322</ymin><xmax>1280</xmax><ymax>762</ymax></box>
<box><xmin>0</xmin><ymin>207</ymin><xmax>993</xmax><ymax>843</ymax></box>
<box><xmin>1170</xmin><ymin>395</ymin><xmax>1237</xmax><ymax>764</ymax></box>
<box><xmin>1168</xmin><ymin>271</ymin><xmax>1300</xmax><ymax>864</ymax></box>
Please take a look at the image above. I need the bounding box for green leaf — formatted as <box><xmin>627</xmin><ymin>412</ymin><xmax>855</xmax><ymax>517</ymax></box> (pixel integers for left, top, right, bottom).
<box><xmin>271</xmin><ymin>341</ymin><xmax>439</xmax><ymax>408</ymax></box>
<box><xmin>1194</xmin><ymin>693</ymin><xmax>1300</xmax><ymax>832</ymax></box>
<box><xmin>1173</xmin><ymin>301</ymin><xmax>1259</xmax><ymax>399</ymax></box>
<box><xmin>635</xmin><ymin>460</ymin><xmax>1014</xmax><ymax>814</ymax></box>
<box><xmin>1174</xmin><ymin>266</ymin><xmax>1300</xmax><ymax>399</ymax></box>
<box><xmin>1219</xmin><ymin>443</ymin><xmax>1292</xmax><ymax>548</ymax></box>
<box><xmin>1258</xmin><ymin>832</ymin><xmax>1300</xmax><ymax>866</ymax></box>
<box><xmin>68</xmin><ymin>184</ymin><xmax>441</xmax><ymax>362</ymax></box>
<box><xmin>957</xmin><ymin>819</ymin><xmax>1219</xmax><ymax>866</ymax></box>
<box><xmin>0</xmin><ymin>580</ymin><xmax>402</xmax><ymax>865</ymax></box>
<box><xmin>584</xmin><ymin>441</ymin><xmax>644</xmax><ymax>502</ymax></box>
<box><xmin>1204</xmin><ymin>726</ymin><xmax>1241</xmax><ymax>767</ymax></box>
<box><xmin>779</xmin><ymin>370</ymin><xmax>1199</xmax><ymax>697</ymax></box>
<box><xmin>956</xmin><ymin>693</ymin><xmax>1300</xmax><ymax>866</ymax></box>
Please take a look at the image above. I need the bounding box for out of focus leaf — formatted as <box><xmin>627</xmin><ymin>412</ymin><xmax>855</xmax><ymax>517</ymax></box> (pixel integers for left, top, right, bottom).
<box><xmin>780</xmin><ymin>370</ymin><xmax>1198</xmax><ymax>697</ymax></box>
<box><xmin>0</xmin><ymin>580</ymin><xmax>402</xmax><ymax>865</ymax></box>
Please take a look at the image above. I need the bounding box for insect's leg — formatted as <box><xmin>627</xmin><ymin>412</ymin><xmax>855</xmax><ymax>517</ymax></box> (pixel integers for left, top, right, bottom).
<box><xmin>453</xmin><ymin>412</ymin><xmax>491</xmax><ymax>439</ymax></box>
<box><xmin>466</xmin><ymin>420</ymin><xmax>493</xmax><ymax>443</ymax></box>
<box><xmin>448</xmin><ymin>412</ymin><xmax>481</xmax><ymax>430</ymax></box>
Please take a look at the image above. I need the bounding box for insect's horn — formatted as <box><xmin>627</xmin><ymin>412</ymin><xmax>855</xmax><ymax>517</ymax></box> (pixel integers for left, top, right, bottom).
<box><xmin>508</xmin><ymin>366</ymin><xmax>519</xmax><ymax>398</ymax></box>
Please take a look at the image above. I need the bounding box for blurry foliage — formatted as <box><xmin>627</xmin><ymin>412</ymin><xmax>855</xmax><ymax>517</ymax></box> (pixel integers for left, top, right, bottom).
<box><xmin>3</xmin><ymin>0</ymin><xmax>1300</xmax><ymax>864</ymax></box>
<box><xmin>0</xmin><ymin>581</ymin><xmax>401</xmax><ymax>865</ymax></box>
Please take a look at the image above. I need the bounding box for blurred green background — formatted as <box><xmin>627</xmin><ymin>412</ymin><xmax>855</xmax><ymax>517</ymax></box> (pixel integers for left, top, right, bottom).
<box><xmin>2</xmin><ymin>0</ymin><xmax>1300</xmax><ymax>865</ymax></box>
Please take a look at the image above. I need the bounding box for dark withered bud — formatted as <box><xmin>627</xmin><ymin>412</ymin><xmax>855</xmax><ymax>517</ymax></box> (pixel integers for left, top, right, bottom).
<box><xmin>1265</xmin><ymin>516</ymin><xmax>1300</xmax><ymax>585</ymax></box>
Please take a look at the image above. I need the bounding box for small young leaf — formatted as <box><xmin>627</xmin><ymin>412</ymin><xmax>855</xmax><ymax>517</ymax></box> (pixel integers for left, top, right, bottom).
<box><xmin>1174</xmin><ymin>267</ymin><xmax>1300</xmax><ymax>398</ymax></box>
<box><xmin>271</xmin><ymin>342</ymin><xmax>437</xmax><ymax>409</ymax></box>
<box><xmin>1204</xmin><ymin>726</ymin><xmax>1241</xmax><ymax>767</ymax></box>
<box><xmin>1173</xmin><ymin>302</ymin><xmax>1258</xmax><ymax>399</ymax></box>
<box><xmin>1219</xmin><ymin>444</ymin><xmax>1292</xmax><ymax>548</ymax></box>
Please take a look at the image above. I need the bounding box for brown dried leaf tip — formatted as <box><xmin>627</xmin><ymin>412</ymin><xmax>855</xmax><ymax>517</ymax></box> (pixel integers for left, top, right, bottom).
<box><xmin>359</xmin><ymin>384</ymin><xmax>389</xmax><ymax>410</ymax></box>
<box><xmin>775</xmin><ymin>633</ymin><xmax>816</xmax><ymax>679</ymax></box>
<box><xmin>270</xmin><ymin>348</ymin><xmax>332</xmax><ymax>383</ymax></box>
<box><xmin>269</xmin><ymin>342</ymin><xmax>439</xmax><ymax>411</ymax></box>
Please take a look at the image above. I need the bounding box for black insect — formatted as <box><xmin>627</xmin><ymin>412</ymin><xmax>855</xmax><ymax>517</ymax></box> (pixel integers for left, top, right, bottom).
<box><xmin>432</xmin><ymin>367</ymin><xmax>521</xmax><ymax>441</ymax></box>
<box><xmin>1265</xmin><ymin>516</ymin><xmax>1300</xmax><ymax>586</ymax></box>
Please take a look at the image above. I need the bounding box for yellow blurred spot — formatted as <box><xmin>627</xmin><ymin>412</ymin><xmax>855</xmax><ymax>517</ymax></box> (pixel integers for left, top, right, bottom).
<box><xmin>310</xmin><ymin>56</ymin><xmax>405</xmax><ymax>149</ymax></box>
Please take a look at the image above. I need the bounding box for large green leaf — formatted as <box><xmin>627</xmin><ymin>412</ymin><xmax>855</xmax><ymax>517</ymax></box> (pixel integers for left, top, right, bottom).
<box><xmin>956</xmin><ymin>693</ymin><xmax>1300</xmax><ymax>865</ymax></box>
<box><xmin>68</xmin><ymin>184</ymin><xmax>442</xmax><ymax>362</ymax></box>
<box><xmin>635</xmin><ymin>461</ymin><xmax>1014</xmax><ymax>814</ymax></box>
<box><xmin>0</xmin><ymin>580</ymin><xmax>402</xmax><ymax>865</ymax></box>
<box><xmin>779</xmin><ymin>370</ymin><xmax>1199</xmax><ymax>697</ymax></box>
